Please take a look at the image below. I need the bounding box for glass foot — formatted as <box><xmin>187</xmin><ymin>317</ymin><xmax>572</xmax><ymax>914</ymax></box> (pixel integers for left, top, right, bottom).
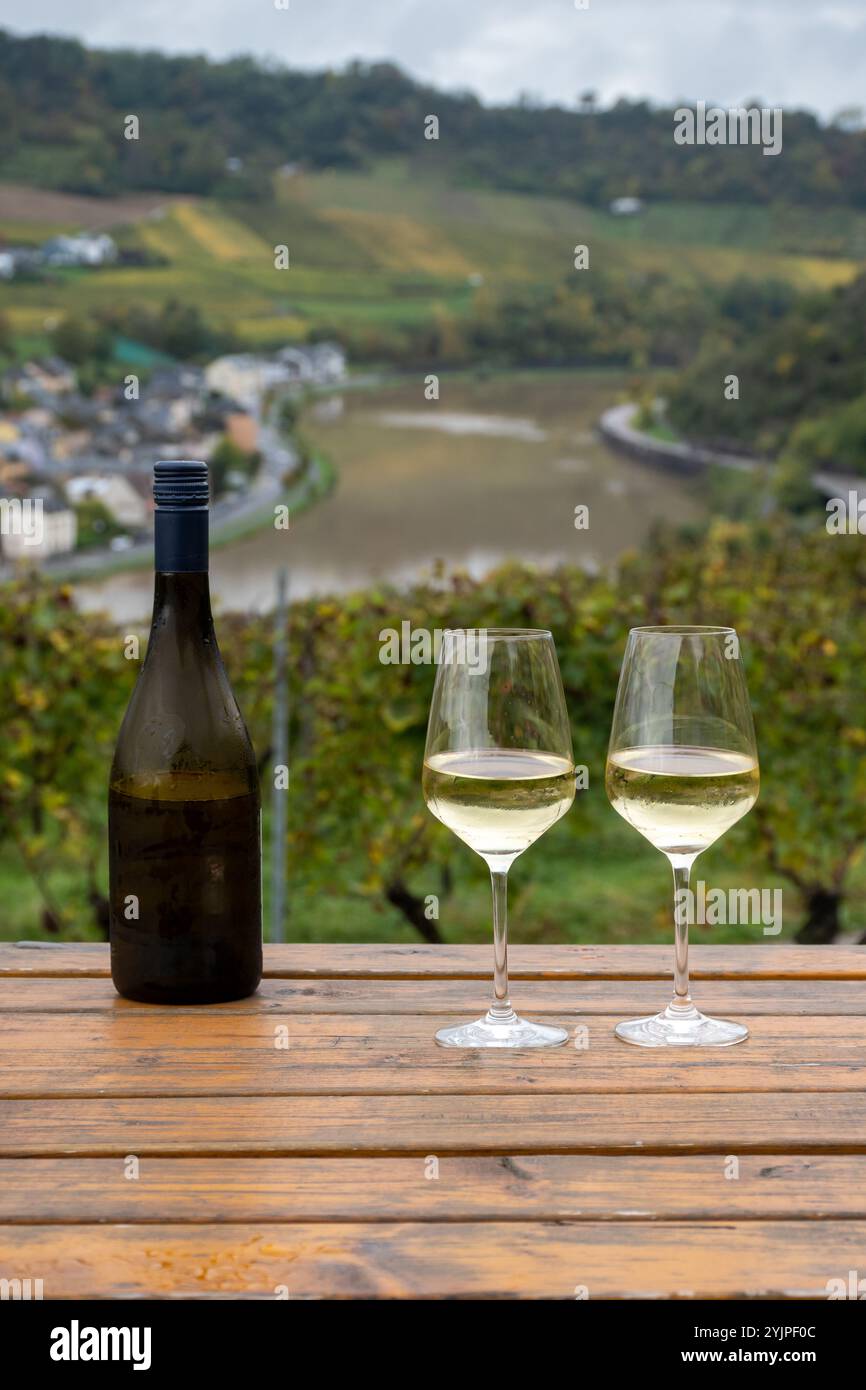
<box><xmin>615</xmin><ymin>1003</ymin><xmax>749</xmax><ymax>1048</ymax></box>
<box><xmin>435</xmin><ymin>1009</ymin><xmax>568</xmax><ymax>1049</ymax></box>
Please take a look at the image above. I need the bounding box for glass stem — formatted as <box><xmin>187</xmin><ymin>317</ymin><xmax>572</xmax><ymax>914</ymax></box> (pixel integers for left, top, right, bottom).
<box><xmin>670</xmin><ymin>855</ymin><xmax>695</xmax><ymax>1013</ymax></box>
<box><xmin>487</xmin><ymin>867</ymin><xmax>515</xmax><ymax>1022</ymax></box>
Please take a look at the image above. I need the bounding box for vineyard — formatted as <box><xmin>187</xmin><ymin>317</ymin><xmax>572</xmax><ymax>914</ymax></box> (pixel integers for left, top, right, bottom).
<box><xmin>2</xmin><ymin>516</ymin><xmax>865</xmax><ymax>947</ymax></box>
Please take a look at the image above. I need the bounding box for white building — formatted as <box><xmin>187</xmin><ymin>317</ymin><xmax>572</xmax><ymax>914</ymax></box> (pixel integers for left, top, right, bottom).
<box><xmin>41</xmin><ymin>233</ymin><xmax>118</xmax><ymax>268</ymax></box>
<box><xmin>66</xmin><ymin>474</ymin><xmax>149</xmax><ymax>529</ymax></box>
<box><xmin>204</xmin><ymin>355</ymin><xmax>291</xmax><ymax>410</ymax></box>
<box><xmin>0</xmin><ymin>492</ymin><xmax>77</xmax><ymax>560</ymax></box>
<box><xmin>609</xmin><ymin>197</ymin><xmax>644</xmax><ymax>217</ymax></box>
<box><xmin>277</xmin><ymin>342</ymin><xmax>347</xmax><ymax>386</ymax></box>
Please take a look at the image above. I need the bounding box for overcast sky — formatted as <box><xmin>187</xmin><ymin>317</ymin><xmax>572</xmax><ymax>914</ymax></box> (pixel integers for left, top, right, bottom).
<box><xmin>1</xmin><ymin>1</ymin><xmax>864</xmax><ymax>119</ymax></box>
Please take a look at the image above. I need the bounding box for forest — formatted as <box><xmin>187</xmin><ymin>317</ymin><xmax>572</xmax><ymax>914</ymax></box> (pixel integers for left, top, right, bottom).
<box><xmin>0</xmin><ymin>28</ymin><xmax>864</xmax><ymax>206</ymax></box>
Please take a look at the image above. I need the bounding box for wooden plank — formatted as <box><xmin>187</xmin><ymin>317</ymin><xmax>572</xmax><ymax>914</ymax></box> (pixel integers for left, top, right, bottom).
<box><xmin>2</xmin><ymin>1092</ymin><xmax>864</xmax><ymax>1156</ymax></box>
<box><xmin>0</xmin><ymin>943</ymin><xmax>109</xmax><ymax>976</ymax></box>
<box><xmin>0</xmin><ymin>1012</ymin><xmax>864</xmax><ymax>1097</ymax></box>
<box><xmin>2</xmin><ymin>1154</ymin><xmax>865</xmax><ymax>1223</ymax></box>
<box><xmin>2</xmin><ymin>942</ymin><xmax>864</xmax><ymax>980</ymax></box>
<box><xmin>3</xmin><ymin>1220</ymin><xmax>865</xmax><ymax>1298</ymax></box>
<box><xmin>0</xmin><ymin>975</ymin><xmax>864</xmax><ymax>1016</ymax></box>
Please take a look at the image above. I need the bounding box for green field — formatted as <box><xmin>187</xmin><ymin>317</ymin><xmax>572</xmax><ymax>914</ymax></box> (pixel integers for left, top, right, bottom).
<box><xmin>1</xmin><ymin>161</ymin><xmax>862</xmax><ymax>353</ymax></box>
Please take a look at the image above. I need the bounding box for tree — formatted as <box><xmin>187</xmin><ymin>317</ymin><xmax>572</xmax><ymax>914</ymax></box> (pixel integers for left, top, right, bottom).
<box><xmin>51</xmin><ymin>316</ymin><xmax>110</xmax><ymax>366</ymax></box>
<box><xmin>73</xmin><ymin>497</ymin><xmax>125</xmax><ymax>550</ymax></box>
<box><xmin>780</xmin><ymin>395</ymin><xmax>866</xmax><ymax>480</ymax></box>
<box><xmin>208</xmin><ymin>437</ymin><xmax>249</xmax><ymax>496</ymax></box>
<box><xmin>157</xmin><ymin>299</ymin><xmax>213</xmax><ymax>359</ymax></box>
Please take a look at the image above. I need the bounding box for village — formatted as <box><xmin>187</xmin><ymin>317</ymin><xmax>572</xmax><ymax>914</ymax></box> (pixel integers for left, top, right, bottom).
<box><xmin>0</xmin><ymin>338</ymin><xmax>346</xmax><ymax>565</ymax></box>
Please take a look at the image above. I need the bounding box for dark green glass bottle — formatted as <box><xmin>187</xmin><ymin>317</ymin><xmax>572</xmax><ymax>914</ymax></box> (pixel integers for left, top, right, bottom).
<box><xmin>108</xmin><ymin>460</ymin><xmax>262</xmax><ymax>1003</ymax></box>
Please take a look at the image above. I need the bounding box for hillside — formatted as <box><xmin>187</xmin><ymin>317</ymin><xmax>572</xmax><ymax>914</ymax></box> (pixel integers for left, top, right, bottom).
<box><xmin>0</xmin><ymin>28</ymin><xmax>865</xmax><ymax>207</ymax></box>
<box><xmin>665</xmin><ymin>269</ymin><xmax>866</xmax><ymax>475</ymax></box>
<box><xmin>1</xmin><ymin>162</ymin><xmax>863</xmax><ymax>365</ymax></box>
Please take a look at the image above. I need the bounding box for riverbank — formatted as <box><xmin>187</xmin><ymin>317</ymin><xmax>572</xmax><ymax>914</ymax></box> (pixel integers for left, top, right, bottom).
<box><xmin>73</xmin><ymin>367</ymin><xmax>707</xmax><ymax>621</ymax></box>
<box><xmin>600</xmin><ymin>400</ymin><xmax>863</xmax><ymax>499</ymax></box>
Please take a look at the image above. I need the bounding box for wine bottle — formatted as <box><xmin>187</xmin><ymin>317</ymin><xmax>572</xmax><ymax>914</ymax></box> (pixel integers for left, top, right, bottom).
<box><xmin>108</xmin><ymin>460</ymin><xmax>262</xmax><ymax>1003</ymax></box>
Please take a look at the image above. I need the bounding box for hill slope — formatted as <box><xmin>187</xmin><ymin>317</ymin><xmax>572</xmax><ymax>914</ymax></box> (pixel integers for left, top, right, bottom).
<box><xmin>1</xmin><ymin>164</ymin><xmax>862</xmax><ymax>359</ymax></box>
<box><xmin>1</xmin><ymin>28</ymin><xmax>865</xmax><ymax>207</ymax></box>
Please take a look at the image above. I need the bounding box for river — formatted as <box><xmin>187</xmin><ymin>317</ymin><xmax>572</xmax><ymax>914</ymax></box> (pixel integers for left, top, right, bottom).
<box><xmin>76</xmin><ymin>370</ymin><xmax>702</xmax><ymax>621</ymax></box>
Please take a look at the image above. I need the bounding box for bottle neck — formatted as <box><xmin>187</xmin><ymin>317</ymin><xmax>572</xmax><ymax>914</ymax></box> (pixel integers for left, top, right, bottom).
<box><xmin>149</xmin><ymin>570</ymin><xmax>215</xmax><ymax>647</ymax></box>
<box><xmin>149</xmin><ymin>508</ymin><xmax>214</xmax><ymax>648</ymax></box>
<box><xmin>154</xmin><ymin>506</ymin><xmax>209</xmax><ymax>574</ymax></box>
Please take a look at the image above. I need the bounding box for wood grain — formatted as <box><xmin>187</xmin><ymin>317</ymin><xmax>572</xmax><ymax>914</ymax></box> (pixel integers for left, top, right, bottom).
<box><xmin>1</xmin><ymin>1154</ymin><xmax>864</xmax><ymax>1223</ymax></box>
<box><xmin>3</xmin><ymin>1220</ymin><xmax>864</xmax><ymax>1298</ymax></box>
<box><xmin>2</xmin><ymin>975</ymin><xmax>866</xmax><ymax>1016</ymax></box>
<box><xmin>2</xmin><ymin>941</ymin><xmax>865</xmax><ymax>979</ymax></box>
<box><xmin>4</xmin><ymin>943</ymin><xmax>864</xmax><ymax>1299</ymax></box>
<box><xmin>1</xmin><ymin>1091</ymin><xmax>863</xmax><ymax>1156</ymax></box>
<box><xmin>0</xmin><ymin>1012</ymin><xmax>864</xmax><ymax>1096</ymax></box>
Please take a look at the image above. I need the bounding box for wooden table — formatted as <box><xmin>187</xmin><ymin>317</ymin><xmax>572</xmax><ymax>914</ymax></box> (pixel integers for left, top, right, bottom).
<box><xmin>1</xmin><ymin>941</ymin><xmax>865</xmax><ymax>1300</ymax></box>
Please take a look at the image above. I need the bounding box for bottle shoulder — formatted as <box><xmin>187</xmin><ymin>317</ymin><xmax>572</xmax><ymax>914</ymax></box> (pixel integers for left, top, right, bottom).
<box><xmin>111</xmin><ymin>638</ymin><xmax>258</xmax><ymax>785</ymax></box>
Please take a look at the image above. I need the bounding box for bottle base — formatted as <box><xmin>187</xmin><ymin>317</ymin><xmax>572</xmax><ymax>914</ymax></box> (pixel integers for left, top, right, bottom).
<box><xmin>111</xmin><ymin>974</ymin><xmax>262</xmax><ymax>1006</ymax></box>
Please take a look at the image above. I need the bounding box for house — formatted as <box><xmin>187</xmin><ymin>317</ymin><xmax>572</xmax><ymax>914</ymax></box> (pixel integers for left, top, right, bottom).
<box><xmin>225</xmin><ymin>413</ymin><xmax>259</xmax><ymax>454</ymax></box>
<box><xmin>609</xmin><ymin>196</ymin><xmax>644</xmax><ymax>216</ymax></box>
<box><xmin>43</xmin><ymin>392</ymin><xmax>102</xmax><ymax>427</ymax></box>
<box><xmin>88</xmin><ymin>418</ymin><xmax>142</xmax><ymax>458</ymax></box>
<box><xmin>204</xmin><ymin>355</ymin><xmax>290</xmax><ymax>410</ymax></box>
<box><xmin>40</xmin><ymin>233</ymin><xmax>117</xmax><ymax>268</ymax></box>
<box><xmin>0</xmin><ymin>485</ymin><xmax>77</xmax><ymax>560</ymax></box>
<box><xmin>277</xmin><ymin>347</ymin><xmax>313</xmax><ymax>384</ymax></box>
<box><xmin>0</xmin><ymin>417</ymin><xmax>51</xmax><ymax>471</ymax></box>
<box><xmin>5</xmin><ymin>358</ymin><xmax>77</xmax><ymax>401</ymax></box>
<box><xmin>65</xmin><ymin>474</ymin><xmax>149</xmax><ymax>529</ymax></box>
<box><xmin>50</xmin><ymin>428</ymin><xmax>95</xmax><ymax>462</ymax></box>
<box><xmin>134</xmin><ymin>394</ymin><xmax>197</xmax><ymax>439</ymax></box>
<box><xmin>276</xmin><ymin>342</ymin><xmax>347</xmax><ymax>386</ymax></box>
<box><xmin>124</xmin><ymin>471</ymin><xmax>156</xmax><ymax>517</ymax></box>
<box><xmin>0</xmin><ymin>457</ymin><xmax>30</xmax><ymax>489</ymax></box>
<box><xmin>0</xmin><ymin>247</ymin><xmax>42</xmax><ymax>279</ymax></box>
<box><xmin>147</xmin><ymin>365</ymin><xmax>205</xmax><ymax>400</ymax></box>
<box><xmin>309</xmin><ymin>341</ymin><xmax>347</xmax><ymax>384</ymax></box>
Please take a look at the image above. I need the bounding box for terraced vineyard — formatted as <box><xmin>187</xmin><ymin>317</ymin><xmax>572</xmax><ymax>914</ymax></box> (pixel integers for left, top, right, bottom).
<box><xmin>1</xmin><ymin>160</ymin><xmax>863</xmax><ymax>354</ymax></box>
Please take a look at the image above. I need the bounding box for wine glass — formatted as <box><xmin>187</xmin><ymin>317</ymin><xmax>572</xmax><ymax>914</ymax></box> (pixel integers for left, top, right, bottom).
<box><xmin>423</xmin><ymin>628</ymin><xmax>575</xmax><ymax>1047</ymax></box>
<box><xmin>605</xmin><ymin>626</ymin><xmax>759</xmax><ymax>1047</ymax></box>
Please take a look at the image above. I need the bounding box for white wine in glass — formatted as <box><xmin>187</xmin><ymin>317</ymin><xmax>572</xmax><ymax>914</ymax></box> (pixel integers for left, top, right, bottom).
<box><xmin>606</xmin><ymin>627</ymin><xmax>759</xmax><ymax>1047</ymax></box>
<box><xmin>423</xmin><ymin>630</ymin><xmax>575</xmax><ymax>1047</ymax></box>
<box><xmin>606</xmin><ymin>746</ymin><xmax>760</xmax><ymax>858</ymax></box>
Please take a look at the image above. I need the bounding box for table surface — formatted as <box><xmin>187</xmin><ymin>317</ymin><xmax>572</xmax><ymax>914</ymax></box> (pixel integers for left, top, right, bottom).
<box><xmin>1</xmin><ymin>940</ymin><xmax>865</xmax><ymax>1299</ymax></box>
